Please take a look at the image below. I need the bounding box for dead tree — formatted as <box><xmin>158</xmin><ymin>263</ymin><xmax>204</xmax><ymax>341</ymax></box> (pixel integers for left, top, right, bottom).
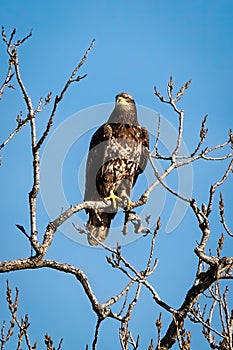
<box><xmin>0</xmin><ymin>28</ymin><xmax>232</xmax><ymax>349</ymax></box>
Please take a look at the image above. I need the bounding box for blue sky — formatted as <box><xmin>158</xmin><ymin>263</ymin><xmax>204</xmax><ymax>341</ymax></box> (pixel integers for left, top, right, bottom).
<box><xmin>0</xmin><ymin>1</ymin><xmax>233</xmax><ymax>349</ymax></box>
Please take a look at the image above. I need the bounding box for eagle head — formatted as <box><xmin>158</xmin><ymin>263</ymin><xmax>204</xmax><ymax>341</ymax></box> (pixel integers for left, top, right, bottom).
<box><xmin>115</xmin><ymin>92</ymin><xmax>135</xmax><ymax>106</ymax></box>
<box><xmin>108</xmin><ymin>92</ymin><xmax>138</xmax><ymax>125</ymax></box>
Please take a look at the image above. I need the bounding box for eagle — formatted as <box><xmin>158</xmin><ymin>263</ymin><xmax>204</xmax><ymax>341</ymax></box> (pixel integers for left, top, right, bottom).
<box><xmin>84</xmin><ymin>92</ymin><xmax>149</xmax><ymax>245</ymax></box>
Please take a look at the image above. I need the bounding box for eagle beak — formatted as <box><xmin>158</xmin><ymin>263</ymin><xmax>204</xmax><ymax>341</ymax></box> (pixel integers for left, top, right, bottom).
<box><xmin>117</xmin><ymin>96</ymin><xmax>127</xmax><ymax>104</ymax></box>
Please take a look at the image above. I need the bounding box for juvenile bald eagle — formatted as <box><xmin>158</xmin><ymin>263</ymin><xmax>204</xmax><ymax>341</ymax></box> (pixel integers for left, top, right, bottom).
<box><xmin>84</xmin><ymin>93</ymin><xmax>149</xmax><ymax>245</ymax></box>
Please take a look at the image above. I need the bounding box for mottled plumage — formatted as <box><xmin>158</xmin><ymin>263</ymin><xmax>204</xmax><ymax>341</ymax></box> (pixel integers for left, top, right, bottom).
<box><xmin>84</xmin><ymin>93</ymin><xmax>149</xmax><ymax>245</ymax></box>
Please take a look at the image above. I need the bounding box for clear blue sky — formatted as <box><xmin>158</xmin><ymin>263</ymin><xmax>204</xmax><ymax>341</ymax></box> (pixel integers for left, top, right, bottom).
<box><xmin>0</xmin><ymin>1</ymin><xmax>232</xmax><ymax>349</ymax></box>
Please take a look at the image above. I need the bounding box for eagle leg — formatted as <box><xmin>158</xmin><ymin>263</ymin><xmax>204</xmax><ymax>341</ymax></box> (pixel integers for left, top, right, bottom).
<box><xmin>120</xmin><ymin>189</ymin><xmax>134</xmax><ymax>211</ymax></box>
<box><xmin>104</xmin><ymin>190</ymin><xmax>122</xmax><ymax>210</ymax></box>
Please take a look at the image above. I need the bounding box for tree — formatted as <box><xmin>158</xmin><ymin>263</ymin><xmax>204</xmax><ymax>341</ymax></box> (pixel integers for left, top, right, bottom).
<box><xmin>0</xmin><ymin>28</ymin><xmax>232</xmax><ymax>350</ymax></box>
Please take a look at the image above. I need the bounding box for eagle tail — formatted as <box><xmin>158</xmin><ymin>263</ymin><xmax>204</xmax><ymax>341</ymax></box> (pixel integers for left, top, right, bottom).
<box><xmin>86</xmin><ymin>210</ymin><xmax>113</xmax><ymax>246</ymax></box>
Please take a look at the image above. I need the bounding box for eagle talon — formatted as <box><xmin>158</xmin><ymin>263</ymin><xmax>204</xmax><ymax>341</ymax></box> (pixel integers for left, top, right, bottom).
<box><xmin>104</xmin><ymin>190</ymin><xmax>122</xmax><ymax>209</ymax></box>
<box><xmin>120</xmin><ymin>190</ymin><xmax>134</xmax><ymax>211</ymax></box>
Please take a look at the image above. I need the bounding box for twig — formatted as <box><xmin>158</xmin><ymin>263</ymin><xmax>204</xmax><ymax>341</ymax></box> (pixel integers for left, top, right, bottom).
<box><xmin>151</xmin><ymin>113</ymin><xmax>161</xmax><ymax>156</ymax></box>
<box><xmin>131</xmin><ymin>162</ymin><xmax>176</xmax><ymax>210</ymax></box>
<box><xmin>92</xmin><ymin>317</ymin><xmax>102</xmax><ymax>350</ymax></box>
<box><xmin>0</xmin><ymin>114</ymin><xmax>31</xmax><ymax>151</ymax></box>
<box><xmin>154</xmin><ymin>77</ymin><xmax>191</xmax><ymax>160</ymax></box>
<box><xmin>117</xmin><ymin>290</ymin><xmax>129</xmax><ymax>318</ymax></box>
<box><xmin>145</xmin><ymin>218</ymin><xmax>160</xmax><ymax>275</ymax></box>
<box><xmin>0</xmin><ymin>64</ymin><xmax>14</xmax><ymax>99</ymax></box>
<box><xmin>189</xmin><ymin>308</ymin><xmax>224</xmax><ymax>339</ymax></box>
<box><xmin>125</xmin><ymin>282</ymin><xmax>142</xmax><ymax>321</ymax></box>
<box><xmin>102</xmin><ymin>280</ymin><xmax>134</xmax><ymax>309</ymax></box>
<box><xmin>219</xmin><ymin>193</ymin><xmax>233</xmax><ymax>237</ymax></box>
<box><xmin>156</xmin><ymin>313</ymin><xmax>162</xmax><ymax>349</ymax></box>
<box><xmin>119</xmin><ymin>322</ymin><xmax>139</xmax><ymax>350</ymax></box>
<box><xmin>148</xmin><ymin>155</ymin><xmax>192</xmax><ymax>203</ymax></box>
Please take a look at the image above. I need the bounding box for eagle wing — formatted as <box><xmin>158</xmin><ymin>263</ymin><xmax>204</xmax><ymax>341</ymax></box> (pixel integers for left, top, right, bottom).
<box><xmin>84</xmin><ymin>123</ymin><xmax>112</xmax><ymax>203</ymax></box>
<box><xmin>84</xmin><ymin>123</ymin><xmax>115</xmax><ymax>245</ymax></box>
<box><xmin>133</xmin><ymin>126</ymin><xmax>149</xmax><ymax>186</ymax></box>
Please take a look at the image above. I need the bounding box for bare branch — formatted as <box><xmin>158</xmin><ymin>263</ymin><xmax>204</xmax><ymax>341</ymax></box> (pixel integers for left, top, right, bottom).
<box><xmin>125</xmin><ymin>282</ymin><xmax>142</xmax><ymax>321</ymax></box>
<box><xmin>148</xmin><ymin>155</ymin><xmax>192</xmax><ymax>203</ymax></box>
<box><xmin>151</xmin><ymin>113</ymin><xmax>161</xmax><ymax>156</ymax></box>
<box><xmin>174</xmin><ymin>79</ymin><xmax>191</xmax><ymax>103</ymax></box>
<box><xmin>156</xmin><ymin>313</ymin><xmax>162</xmax><ymax>349</ymax></box>
<box><xmin>219</xmin><ymin>193</ymin><xmax>233</xmax><ymax>237</ymax></box>
<box><xmin>123</xmin><ymin>211</ymin><xmax>150</xmax><ymax>235</ymax></box>
<box><xmin>167</xmin><ymin>76</ymin><xmax>174</xmax><ymax>100</ymax></box>
<box><xmin>189</xmin><ymin>308</ymin><xmax>224</xmax><ymax>339</ymax></box>
<box><xmin>102</xmin><ymin>280</ymin><xmax>135</xmax><ymax>309</ymax></box>
<box><xmin>0</xmin><ymin>64</ymin><xmax>14</xmax><ymax>99</ymax></box>
<box><xmin>200</xmin><ymin>114</ymin><xmax>208</xmax><ymax>141</ymax></box>
<box><xmin>105</xmin><ymin>243</ymin><xmax>177</xmax><ymax>315</ymax></box>
<box><xmin>2</xmin><ymin>28</ymin><xmax>39</xmax><ymax>246</ymax></box>
<box><xmin>190</xmin><ymin>281</ymin><xmax>233</xmax><ymax>350</ymax></box>
<box><xmin>154</xmin><ymin>78</ymin><xmax>191</xmax><ymax>160</ymax></box>
<box><xmin>1</xmin><ymin>30</ymin><xmax>95</xmax><ymax>256</ymax></box>
<box><xmin>145</xmin><ymin>218</ymin><xmax>161</xmax><ymax>276</ymax></box>
<box><xmin>15</xmin><ymin>224</ymin><xmax>30</xmax><ymax>239</ymax></box>
<box><xmin>0</xmin><ymin>281</ymin><xmax>38</xmax><ymax>350</ymax></box>
<box><xmin>0</xmin><ymin>113</ymin><xmax>32</xmax><ymax>151</ymax></box>
<box><xmin>191</xmin><ymin>201</ymin><xmax>218</xmax><ymax>265</ymax></box>
<box><xmin>119</xmin><ymin>322</ymin><xmax>139</xmax><ymax>350</ymax></box>
<box><xmin>92</xmin><ymin>317</ymin><xmax>102</xmax><ymax>350</ymax></box>
<box><xmin>0</xmin><ymin>258</ymin><xmax>108</xmax><ymax>321</ymax></box>
<box><xmin>131</xmin><ymin>163</ymin><xmax>176</xmax><ymax>210</ymax></box>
